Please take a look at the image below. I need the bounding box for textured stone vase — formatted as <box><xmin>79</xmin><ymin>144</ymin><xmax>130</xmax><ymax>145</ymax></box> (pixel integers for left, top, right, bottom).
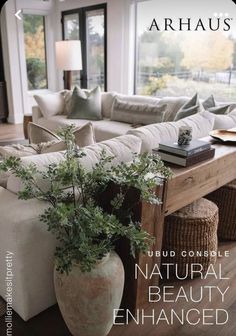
<box><xmin>54</xmin><ymin>252</ymin><xmax>124</xmax><ymax>336</ymax></box>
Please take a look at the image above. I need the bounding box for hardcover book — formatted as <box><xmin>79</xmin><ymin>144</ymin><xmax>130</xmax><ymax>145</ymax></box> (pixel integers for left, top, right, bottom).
<box><xmin>158</xmin><ymin>140</ymin><xmax>211</xmax><ymax>157</ymax></box>
<box><xmin>158</xmin><ymin>147</ymin><xmax>215</xmax><ymax>167</ymax></box>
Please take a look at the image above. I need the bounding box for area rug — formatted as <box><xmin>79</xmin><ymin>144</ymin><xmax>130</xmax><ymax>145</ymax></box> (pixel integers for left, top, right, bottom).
<box><xmin>0</xmin><ymin>297</ymin><xmax>6</xmax><ymax>317</ymax></box>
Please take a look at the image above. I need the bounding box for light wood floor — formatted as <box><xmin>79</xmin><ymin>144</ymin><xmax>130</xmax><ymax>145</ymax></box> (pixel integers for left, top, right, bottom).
<box><xmin>0</xmin><ymin>123</ymin><xmax>24</xmax><ymax>141</ymax></box>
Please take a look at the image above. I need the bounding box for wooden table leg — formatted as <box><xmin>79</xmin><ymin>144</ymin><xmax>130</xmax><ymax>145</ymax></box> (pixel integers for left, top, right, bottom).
<box><xmin>117</xmin><ymin>179</ymin><xmax>168</xmax><ymax>315</ymax></box>
<box><xmin>135</xmin><ymin>179</ymin><xmax>168</xmax><ymax>308</ymax></box>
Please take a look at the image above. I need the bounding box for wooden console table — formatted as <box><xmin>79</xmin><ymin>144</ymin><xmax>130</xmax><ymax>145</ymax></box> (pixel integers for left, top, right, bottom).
<box><xmin>122</xmin><ymin>138</ymin><xmax>236</xmax><ymax>314</ymax></box>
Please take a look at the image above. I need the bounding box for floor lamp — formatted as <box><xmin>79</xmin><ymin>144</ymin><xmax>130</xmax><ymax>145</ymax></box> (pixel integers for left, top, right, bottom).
<box><xmin>55</xmin><ymin>40</ymin><xmax>82</xmax><ymax>90</ymax></box>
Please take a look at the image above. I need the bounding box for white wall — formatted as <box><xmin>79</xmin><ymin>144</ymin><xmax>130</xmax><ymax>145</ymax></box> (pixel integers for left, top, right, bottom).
<box><xmin>1</xmin><ymin>0</ymin><xmax>135</xmax><ymax>124</ymax></box>
<box><xmin>1</xmin><ymin>0</ymin><xmax>56</xmax><ymax>123</ymax></box>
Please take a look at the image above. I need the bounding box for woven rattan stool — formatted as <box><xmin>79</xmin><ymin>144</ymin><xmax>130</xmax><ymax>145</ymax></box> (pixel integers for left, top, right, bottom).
<box><xmin>206</xmin><ymin>179</ymin><xmax>236</xmax><ymax>240</ymax></box>
<box><xmin>162</xmin><ymin>198</ymin><xmax>218</xmax><ymax>278</ymax></box>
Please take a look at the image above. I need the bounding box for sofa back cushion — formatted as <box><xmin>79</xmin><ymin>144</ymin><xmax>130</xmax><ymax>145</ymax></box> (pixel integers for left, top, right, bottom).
<box><xmin>213</xmin><ymin>109</ymin><xmax>236</xmax><ymax>130</ymax></box>
<box><xmin>101</xmin><ymin>92</ymin><xmax>116</xmax><ymax>118</ymax></box>
<box><xmin>7</xmin><ymin>134</ymin><xmax>142</xmax><ymax>195</ymax></box>
<box><xmin>127</xmin><ymin>111</ymin><xmax>215</xmax><ymax>153</ymax></box>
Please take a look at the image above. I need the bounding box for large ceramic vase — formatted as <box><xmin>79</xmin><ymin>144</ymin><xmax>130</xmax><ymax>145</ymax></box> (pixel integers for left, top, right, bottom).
<box><xmin>54</xmin><ymin>251</ymin><xmax>124</xmax><ymax>336</ymax></box>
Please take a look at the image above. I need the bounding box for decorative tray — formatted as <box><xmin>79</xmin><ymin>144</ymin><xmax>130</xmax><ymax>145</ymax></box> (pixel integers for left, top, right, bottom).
<box><xmin>210</xmin><ymin>128</ymin><xmax>236</xmax><ymax>143</ymax></box>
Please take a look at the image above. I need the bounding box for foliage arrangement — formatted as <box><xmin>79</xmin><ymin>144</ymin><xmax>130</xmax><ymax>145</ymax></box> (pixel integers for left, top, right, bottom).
<box><xmin>0</xmin><ymin>126</ymin><xmax>172</xmax><ymax>274</ymax></box>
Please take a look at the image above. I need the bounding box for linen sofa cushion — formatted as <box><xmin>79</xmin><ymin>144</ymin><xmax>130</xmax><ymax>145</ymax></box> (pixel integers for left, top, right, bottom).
<box><xmin>41</xmin><ymin>123</ymin><xmax>95</xmax><ymax>154</ymax></box>
<box><xmin>174</xmin><ymin>93</ymin><xmax>202</xmax><ymax>121</ymax></box>
<box><xmin>7</xmin><ymin>134</ymin><xmax>142</xmax><ymax>195</ymax></box>
<box><xmin>127</xmin><ymin>111</ymin><xmax>215</xmax><ymax>153</ymax></box>
<box><xmin>37</xmin><ymin>115</ymin><xmax>93</xmax><ymax>133</ymax></box>
<box><xmin>34</xmin><ymin>92</ymin><xmax>65</xmax><ymax>118</ymax></box>
<box><xmin>213</xmin><ymin>109</ymin><xmax>236</xmax><ymax>129</ymax></box>
<box><xmin>94</xmin><ymin>120</ymin><xmax>134</xmax><ymax>142</ymax></box>
<box><xmin>67</xmin><ymin>86</ymin><xmax>102</xmax><ymax>120</ymax></box>
<box><xmin>0</xmin><ymin>186</ymin><xmax>56</xmax><ymax>321</ymax></box>
<box><xmin>36</xmin><ymin>116</ymin><xmax>132</xmax><ymax>142</ymax></box>
<box><xmin>0</xmin><ymin>144</ymin><xmax>38</xmax><ymax>158</ymax></box>
<box><xmin>101</xmin><ymin>92</ymin><xmax>117</xmax><ymax>118</ymax></box>
<box><xmin>28</xmin><ymin>122</ymin><xmax>61</xmax><ymax>144</ymax></box>
<box><xmin>60</xmin><ymin>90</ymin><xmax>72</xmax><ymax>115</ymax></box>
<box><xmin>111</xmin><ymin>96</ymin><xmax>166</xmax><ymax>125</ymax></box>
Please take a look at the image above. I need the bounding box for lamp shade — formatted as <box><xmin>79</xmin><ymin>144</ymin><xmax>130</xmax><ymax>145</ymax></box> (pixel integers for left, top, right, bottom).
<box><xmin>55</xmin><ymin>40</ymin><xmax>82</xmax><ymax>71</ymax></box>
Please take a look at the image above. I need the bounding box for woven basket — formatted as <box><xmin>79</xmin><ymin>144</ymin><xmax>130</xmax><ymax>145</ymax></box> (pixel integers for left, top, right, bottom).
<box><xmin>162</xmin><ymin>198</ymin><xmax>218</xmax><ymax>278</ymax></box>
<box><xmin>206</xmin><ymin>179</ymin><xmax>236</xmax><ymax>240</ymax></box>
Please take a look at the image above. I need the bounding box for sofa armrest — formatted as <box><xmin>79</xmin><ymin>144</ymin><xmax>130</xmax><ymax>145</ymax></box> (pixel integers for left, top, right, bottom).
<box><xmin>32</xmin><ymin>105</ymin><xmax>43</xmax><ymax>123</ymax></box>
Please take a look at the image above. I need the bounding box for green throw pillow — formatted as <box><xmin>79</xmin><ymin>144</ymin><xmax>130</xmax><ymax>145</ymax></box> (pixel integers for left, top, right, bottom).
<box><xmin>208</xmin><ymin>104</ymin><xmax>231</xmax><ymax>115</ymax></box>
<box><xmin>174</xmin><ymin>93</ymin><xmax>202</xmax><ymax>121</ymax></box>
<box><xmin>68</xmin><ymin>86</ymin><xmax>102</xmax><ymax>120</ymax></box>
<box><xmin>202</xmin><ymin>95</ymin><xmax>216</xmax><ymax>110</ymax></box>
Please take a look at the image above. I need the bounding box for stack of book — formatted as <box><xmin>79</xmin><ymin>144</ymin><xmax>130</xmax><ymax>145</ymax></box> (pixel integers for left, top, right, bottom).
<box><xmin>154</xmin><ymin>139</ymin><xmax>215</xmax><ymax>167</ymax></box>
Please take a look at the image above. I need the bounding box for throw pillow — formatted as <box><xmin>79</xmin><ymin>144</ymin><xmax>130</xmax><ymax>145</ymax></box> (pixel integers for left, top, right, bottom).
<box><xmin>67</xmin><ymin>86</ymin><xmax>102</xmax><ymax>120</ymax></box>
<box><xmin>34</xmin><ymin>92</ymin><xmax>65</xmax><ymax>118</ymax></box>
<box><xmin>111</xmin><ymin>97</ymin><xmax>167</xmax><ymax>125</ymax></box>
<box><xmin>202</xmin><ymin>95</ymin><xmax>216</xmax><ymax>110</ymax></box>
<box><xmin>208</xmin><ymin>104</ymin><xmax>231</xmax><ymax>115</ymax></box>
<box><xmin>28</xmin><ymin>122</ymin><xmax>61</xmax><ymax>144</ymax></box>
<box><xmin>41</xmin><ymin>122</ymin><xmax>95</xmax><ymax>154</ymax></box>
<box><xmin>174</xmin><ymin>93</ymin><xmax>202</xmax><ymax>121</ymax></box>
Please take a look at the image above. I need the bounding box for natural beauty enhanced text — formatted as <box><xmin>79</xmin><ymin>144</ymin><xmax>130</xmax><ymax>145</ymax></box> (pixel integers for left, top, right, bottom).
<box><xmin>113</xmin><ymin>250</ymin><xmax>230</xmax><ymax>326</ymax></box>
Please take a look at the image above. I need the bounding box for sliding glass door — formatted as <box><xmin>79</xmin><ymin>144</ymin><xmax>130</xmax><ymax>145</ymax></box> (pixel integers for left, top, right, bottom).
<box><xmin>62</xmin><ymin>4</ymin><xmax>107</xmax><ymax>90</ymax></box>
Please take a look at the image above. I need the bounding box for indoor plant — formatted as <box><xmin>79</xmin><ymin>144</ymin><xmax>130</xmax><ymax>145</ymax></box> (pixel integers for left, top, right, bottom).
<box><xmin>0</xmin><ymin>125</ymin><xmax>172</xmax><ymax>336</ymax></box>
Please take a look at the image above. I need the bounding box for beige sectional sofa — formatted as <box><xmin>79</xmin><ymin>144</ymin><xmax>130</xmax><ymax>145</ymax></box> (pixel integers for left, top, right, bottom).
<box><xmin>32</xmin><ymin>91</ymin><xmax>236</xmax><ymax>143</ymax></box>
<box><xmin>32</xmin><ymin>93</ymin><xmax>194</xmax><ymax>142</ymax></box>
<box><xmin>0</xmin><ymin>134</ymin><xmax>142</xmax><ymax>321</ymax></box>
<box><xmin>1</xmin><ymin>91</ymin><xmax>236</xmax><ymax>322</ymax></box>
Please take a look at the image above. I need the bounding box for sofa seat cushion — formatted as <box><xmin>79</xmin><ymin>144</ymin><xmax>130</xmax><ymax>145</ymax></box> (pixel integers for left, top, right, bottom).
<box><xmin>37</xmin><ymin>116</ymin><xmax>134</xmax><ymax>142</ymax></box>
<box><xmin>127</xmin><ymin>111</ymin><xmax>215</xmax><ymax>153</ymax></box>
<box><xmin>93</xmin><ymin>120</ymin><xmax>134</xmax><ymax>142</ymax></box>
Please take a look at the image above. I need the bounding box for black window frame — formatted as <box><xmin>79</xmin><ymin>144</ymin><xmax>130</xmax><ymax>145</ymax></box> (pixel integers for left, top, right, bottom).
<box><xmin>61</xmin><ymin>3</ymin><xmax>107</xmax><ymax>91</ymax></box>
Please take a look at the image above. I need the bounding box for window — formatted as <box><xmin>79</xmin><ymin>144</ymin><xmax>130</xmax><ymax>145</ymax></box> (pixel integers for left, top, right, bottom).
<box><xmin>135</xmin><ymin>0</ymin><xmax>236</xmax><ymax>102</ymax></box>
<box><xmin>23</xmin><ymin>14</ymin><xmax>48</xmax><ymax>90</ymax></box>
<box><xmin>62</xmin><ymin>4</ymin><xmax>107</xmax><ymax>91</ymax></box>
